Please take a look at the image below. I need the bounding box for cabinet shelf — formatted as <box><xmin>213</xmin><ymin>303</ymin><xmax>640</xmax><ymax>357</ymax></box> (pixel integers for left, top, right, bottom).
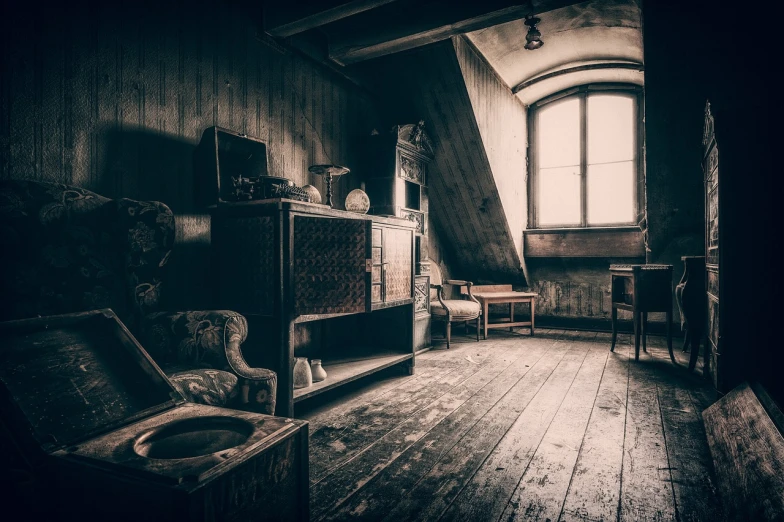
<box><xmin>293</xmin><ymin>351</ymin><xmax>414</xmax><ymax>403</ymax></box>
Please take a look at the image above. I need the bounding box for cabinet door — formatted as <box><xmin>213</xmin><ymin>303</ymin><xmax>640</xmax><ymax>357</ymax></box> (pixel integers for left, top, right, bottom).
<box><xmin>382</xmin><ymin>226</ymin><xmax>413</xmax><ymax>303</ymax></box>
<box><xmin>292</xmin><ymin>216</ymin><xmax>372</xmax><ymax>316</ymax></box>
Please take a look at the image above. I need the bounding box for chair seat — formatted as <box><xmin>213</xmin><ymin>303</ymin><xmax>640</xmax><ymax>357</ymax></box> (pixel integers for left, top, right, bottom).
<box><xmin>431</xmin><ymin>299</ymin><xmax>481</xmax><ymax>319</ymax></box>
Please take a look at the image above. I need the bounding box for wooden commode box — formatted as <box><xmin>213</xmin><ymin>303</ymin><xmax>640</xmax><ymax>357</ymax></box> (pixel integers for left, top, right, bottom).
<box><xmin>0</xmin><ymin>309</ymin><xmax>308</xmax><ymax>521</ymax></box>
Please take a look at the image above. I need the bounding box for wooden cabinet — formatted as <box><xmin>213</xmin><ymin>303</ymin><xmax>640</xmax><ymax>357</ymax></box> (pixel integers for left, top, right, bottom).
<box><xmin>212</xmin><ymin>200</ymin><xmax>416</xmax><ymax>417</ymax></box>
<box><xmin>364</xmin><ymin>122</ymin><xmax>435</xmax><ymax>351</ymax></box>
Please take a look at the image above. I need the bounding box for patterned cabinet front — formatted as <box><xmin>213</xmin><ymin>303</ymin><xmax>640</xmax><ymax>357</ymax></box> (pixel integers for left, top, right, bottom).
<box><xmin>371</xmin><ymin>225</ymin><xmax>414</xmax><ymax>307</ymax></box>
<box><xmin>293</xmin><ymin>216</ymin><xmax>372</xmax><ymax>316</ymax></box>
<box><xmin>213</xmin><ymin>215</ymin><xmax>275</xmax><ymax>315</ymax></box>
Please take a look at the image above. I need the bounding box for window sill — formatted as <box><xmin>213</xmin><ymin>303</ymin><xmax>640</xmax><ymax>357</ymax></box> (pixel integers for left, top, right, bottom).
<box><xmin>524</xmin><ymin>226</ymin><xmax>645</xmax><ymax>258</ymax></box>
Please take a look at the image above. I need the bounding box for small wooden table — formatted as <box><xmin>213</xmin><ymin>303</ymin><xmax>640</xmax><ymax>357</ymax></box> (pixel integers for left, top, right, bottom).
<box><xmin>463</xmin><ymin>285</ymin><xmax>536</xmax><ymax>339</ymax></box>
<box><xmin>610</xmin><ymin>264</ymin><xmax>674</xmax><ymax>363</ymax></box>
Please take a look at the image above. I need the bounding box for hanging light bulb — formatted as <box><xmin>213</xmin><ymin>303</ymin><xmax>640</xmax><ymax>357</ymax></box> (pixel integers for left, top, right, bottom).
<box><xmin>524</xmin><ymin>15</ymin><xmax>544</xmax><ymax>50</ymax></box>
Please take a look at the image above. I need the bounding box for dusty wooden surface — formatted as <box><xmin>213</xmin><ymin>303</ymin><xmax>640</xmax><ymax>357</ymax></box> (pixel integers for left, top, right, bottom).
<box><xmin>300</xmin><ymin>327</ymin><xmax>721</xmax><ymax>521</ymax></box>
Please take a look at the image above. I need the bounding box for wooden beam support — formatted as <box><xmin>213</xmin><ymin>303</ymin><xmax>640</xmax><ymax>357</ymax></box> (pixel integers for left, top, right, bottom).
<box><xmin>512</xmin><ymin>62</ymin><xmax>644</xmax><ymax>94</ymax></box>
<box><xmin>264</xmin><ymin>0</ymin><xmax>400</xmax><ymax>38</ymax></box>
<box><xmin>327</xmin><ymin>0</ymin><xmax>585</xmax><ymax>66</ymax></box>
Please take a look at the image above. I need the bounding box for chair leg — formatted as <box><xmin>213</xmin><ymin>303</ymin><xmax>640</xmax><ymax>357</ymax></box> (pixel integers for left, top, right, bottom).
<box><xmin>446</xmin><ymin>322</ymin><xmax>452</xmax><ymax>349</ymax></box>
<box><xmin>610</xmin><ymin>307</ymin><xmax>618</xmax><ymax>352</ymax></box>
<box><xmin>634</xmin><ymin>311</ymin><xmax>641</xmax><ymax>361</ymax></box>
<box><xmin>666</xmin><ymin>309</ymin><xmax>675</xmax><ymax>364</ymax></box>
<box><xmin>642</xmin><ymin>312</ymin><xmax>648</xmax><ymax>353</ymax></box>
<box><xmin>476</xmin><ymin>317</ymin><xmax>480</xmax><ymax>341</ymax></box>
<box><xmin>530</xmin><ymin>299</ymin><xmax>535</xmax><ymax>336</ymax></box>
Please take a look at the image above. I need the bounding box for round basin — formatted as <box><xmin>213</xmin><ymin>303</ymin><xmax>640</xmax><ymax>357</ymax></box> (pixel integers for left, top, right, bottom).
<box><xmin>133</xmin><ymin>416</ymin><xmax>254</xmax><ymax>460</ymax></box>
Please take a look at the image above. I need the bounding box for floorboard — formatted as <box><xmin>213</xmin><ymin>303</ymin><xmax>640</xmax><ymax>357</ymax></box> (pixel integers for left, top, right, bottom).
<box><xmin>298</xmin><ymin>328</ymin><xmax>722</xmax><ymax>522</ymax></box>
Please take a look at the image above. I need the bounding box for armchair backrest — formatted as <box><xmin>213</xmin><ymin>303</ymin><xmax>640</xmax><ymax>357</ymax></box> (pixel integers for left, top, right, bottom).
<box><xmin>0</xmin><ymin>181</ymin><xmax>174</xmax><ymax>330</ymax></box>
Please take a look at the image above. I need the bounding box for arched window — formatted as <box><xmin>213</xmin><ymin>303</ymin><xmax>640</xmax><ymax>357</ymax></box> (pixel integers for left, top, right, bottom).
<box><xmin>528</xmin><ymin>84</ymin><xmax>643</xmax><ymax>228</ymax></box>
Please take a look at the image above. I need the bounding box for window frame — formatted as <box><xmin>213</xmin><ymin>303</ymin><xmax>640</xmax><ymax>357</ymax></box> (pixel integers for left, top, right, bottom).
<box><xmin>527</xmin><ymin>83</ymin><xmax>644</xmax><ymax>229</ymax></box>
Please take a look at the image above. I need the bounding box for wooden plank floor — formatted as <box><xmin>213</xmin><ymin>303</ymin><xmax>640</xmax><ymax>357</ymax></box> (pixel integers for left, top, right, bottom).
<box><xmin>298</xmin><ymin>328</ymin><xmax>723</xmax><ymax>522</ymax></box>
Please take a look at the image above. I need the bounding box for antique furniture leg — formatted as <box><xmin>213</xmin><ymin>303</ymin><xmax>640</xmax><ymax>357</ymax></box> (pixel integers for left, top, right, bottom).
<box><xmin>610</xmin><ymin>307</ymin><xmax>618</xmax><ymax>352</ymax></box>
<box><xmin>483</xmin><ymin>301</ymin><xmax>489</xmax><ymax>340</ymax></box>
<box><xmin>530</xmin><ymin>298</ymin><xmax>535</xmax><ymax>336</ymax></box>
<box><xmin>688</xmin><ymin>329</ymin><xmax>700</xmax><ymax>371</ymax></box>
<box><xmin>446</xmin><ymin>321</ymin><xmax>452</xmax><ymax>349</ymax></box>
<box><xmin>476</xmin><ymin>316</ymin><xmax>480</xmax><ymax>341</ymax></box>
<box><xmin>510</xmin><ymin>303</ymin><xmax>515</xmax><ymax>332</ymax></box>
<box><xmin>642</xmin><ymin>312</ymin><xmax>648</xmax><ymax>353</ymax></box>
<box><xmin>666</xmin><ymin>308</ymin><xmax>676</xmax><ymax>364</ymax></box>
<box><xmin>634</xmin><ymin>311</ymin><xmax>641</xmax><ymax>361</ymax></box>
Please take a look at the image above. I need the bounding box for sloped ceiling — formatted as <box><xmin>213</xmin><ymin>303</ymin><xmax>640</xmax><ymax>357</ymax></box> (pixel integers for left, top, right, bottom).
<box><xmin>466</xmin><ymin>0</ymin><xmax>643</xmax><ymax>104</ymax></box>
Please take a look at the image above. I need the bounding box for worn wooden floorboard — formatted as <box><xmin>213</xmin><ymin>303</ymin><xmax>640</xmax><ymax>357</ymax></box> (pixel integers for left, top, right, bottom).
<box><xmin>319</xmin><ymin>331</ymin><xmax>568</xmax><ymax>521</ymax></box>
<box><xmin>437</xmin><ymin>339</ymin><xmax>592</xmax><ymax>522</ymax></box>
<box><xmin>311</xmin><ymin>333</ymin><xmax>561</xmax><ymax>520</ymax></box>
<box><xmin>377</xmin><ymin>334</ymin><xmax>578</xmax><ymax>522</ymax></box>
<box><xmin>302</xmin><ymin>328</ymin><xmax>720</xmax><ymax>522</ymax></box>
<box><xmin>309</xmin><ymin>348</ymin><xmax>500</xmax><ymax>483</ymax></box>
<box><xmin>559</xmin><ymin>333</ymin><xmax>630</xmax><ymax>522</ymax></box>
<box><xmin>618</xmin><ymin>337</ymin><xmax>678</xmax><ymax>522</ymax></box>
<box><xmin>500</xmin><ymin>337</ymin><xmax>608</xmax><ymax>522</ymax></box>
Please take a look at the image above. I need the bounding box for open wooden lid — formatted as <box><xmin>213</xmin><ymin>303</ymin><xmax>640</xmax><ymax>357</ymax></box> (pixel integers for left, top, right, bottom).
<box><xmin>0</xmin><ymin>309</ymin><xmax>182</xmax><ymax>458</ymax></box>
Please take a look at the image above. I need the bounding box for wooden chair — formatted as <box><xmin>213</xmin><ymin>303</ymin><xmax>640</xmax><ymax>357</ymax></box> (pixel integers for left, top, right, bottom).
<box><xmin>429</xmin><ymin>262</ymin><xmax>481</xmax><ymax>349</ymax></box>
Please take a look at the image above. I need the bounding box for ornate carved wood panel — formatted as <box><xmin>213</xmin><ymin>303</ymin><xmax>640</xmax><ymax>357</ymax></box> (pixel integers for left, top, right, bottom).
<box><xmin>216</xmin><ymin>216</ymin><xmax>275</xmax><ymax>315</ymax></box>
<box><xmin>399</xmin><ymin>208</ymin><xmax>425</xmax><ymax>234</ymax></box>
<box><xmin>398</xmin><ymin>152</ymin><xmax>426</xmax><ymax>185</ymax></box>
<box><xmin>415</xmin><ymin>275</ymin><xmax>430</xmax><ymax>316</ymax></box>
<box><xmin>383</xmin><ymin>227</ymin><xmax>413</xmax><ymax>303</ymax></box>
<box><xmin>293</xmin><ymin>216</ymin><xmax>369</xmax><ymax>315</ymax></box>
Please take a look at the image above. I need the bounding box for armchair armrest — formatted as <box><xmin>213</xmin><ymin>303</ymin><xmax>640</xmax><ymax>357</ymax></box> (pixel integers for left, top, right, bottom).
<box><xmin>143</xmin><ymin>310</ymin><xmax>277</xmax><ymax>414</ymax></box>
<box><xmin>446</xmin><ymin>279</ymin><xmax>479</xmax><ymax>304</ymax></box>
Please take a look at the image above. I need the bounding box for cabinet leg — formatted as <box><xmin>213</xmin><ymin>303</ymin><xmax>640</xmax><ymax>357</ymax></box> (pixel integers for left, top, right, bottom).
<box><xmin>634</xmin><ymin>311</ymin><xmax>641</xmax><ymax>361</ymax></box>
<box><xmin>610</xmin><ymin>307</ymin><xmax>618</xmax><ymax>352</ymax></box>
<box><xmin>642</xmin><ymin>312</ymin><xmax>648</xmax><ymax>353</ymax></box>
<box><xmin>666</xmin><ymin>309</ymin><xmax>675</xmax><ymax>364</ymax></box>
<box><xmin>406</xmin><ymin>360</ymin><xmax>415</xmax><ymax>375</ymax></box>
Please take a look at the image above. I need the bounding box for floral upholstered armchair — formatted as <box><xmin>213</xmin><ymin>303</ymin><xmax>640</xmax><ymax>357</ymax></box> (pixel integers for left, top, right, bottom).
<box><xmin>0</xmin><ymin>180</ymin><xmax>276</xmax><ymax>414</ymax></box>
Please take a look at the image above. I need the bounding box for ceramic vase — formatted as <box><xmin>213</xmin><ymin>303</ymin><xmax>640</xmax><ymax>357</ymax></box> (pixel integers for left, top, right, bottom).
<box><xmin>310</xmin><ymin>359</ymin><xmax>327</xmax><ymax>382</ymax></box>
<box><xmin>293</xmin><ymin>357</ymin><xmax>312</xmax><ymax>389</ymax></box>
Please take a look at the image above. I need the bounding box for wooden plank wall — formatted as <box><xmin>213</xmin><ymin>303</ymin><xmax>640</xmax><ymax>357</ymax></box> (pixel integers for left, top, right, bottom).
<box><xmin>0</xmin><ymin>0</ymin><xmax>380</xmax><ymax>309</ymax></box>
<box><xmin>453</xmin><ymin>37</ymin><xmax>527</xmax><ymax>260</ymax></box>
<box><xmin>0</xmin><ymin>0</ymin><xmax>379</xmax><ymax>214</ymax></box>
<box><xmin>369</xmin><ymin>40</ymin><xmax>525</xmax><ymax>285</ymax></box>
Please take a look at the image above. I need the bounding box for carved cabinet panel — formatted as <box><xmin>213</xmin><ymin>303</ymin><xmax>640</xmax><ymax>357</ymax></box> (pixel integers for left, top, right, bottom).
<box><xmin>703</xmin><ymin>101</ymin><xmax>722</xmax><ymax>390</ymax></box>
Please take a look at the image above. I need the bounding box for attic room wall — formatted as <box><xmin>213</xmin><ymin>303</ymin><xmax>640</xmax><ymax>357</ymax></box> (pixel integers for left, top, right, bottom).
<box><xmin>0</xmin><ymin>0</ymin><xmax>381</xmax><ymax>309</ymax></box>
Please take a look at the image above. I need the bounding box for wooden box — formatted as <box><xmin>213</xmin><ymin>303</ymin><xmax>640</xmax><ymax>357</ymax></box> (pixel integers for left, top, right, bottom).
<box><xmin>194</xmin><ymin>126</ymin><xmax>269</xmax><ymax>208</ymax></box>
<box><xmin>0</xmin><ymin>310</ymin><xmax>308</xmax><ymax>522</ymax></box>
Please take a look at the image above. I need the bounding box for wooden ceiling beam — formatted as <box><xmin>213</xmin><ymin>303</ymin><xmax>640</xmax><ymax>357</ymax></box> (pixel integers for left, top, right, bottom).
<box><xmin>326</xmin><ymin>0</ymin><xmax>585</xmax><ymax>66</ymax></box>
<box><xmin>264</xmin><ymin>0</ymin><xmax>401</xmax><ymax>38</ymax></box>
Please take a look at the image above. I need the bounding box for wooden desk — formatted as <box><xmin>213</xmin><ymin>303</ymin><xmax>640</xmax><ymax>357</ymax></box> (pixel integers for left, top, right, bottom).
<box><xmin>463</xmin><ymin>285</ymin><xmax>536</xmax><ymax>339</ymax></box>
<box><xmin>610</xmin><ymin>264</ymin><xmax>675</xmax><ymax>362</ymax></box>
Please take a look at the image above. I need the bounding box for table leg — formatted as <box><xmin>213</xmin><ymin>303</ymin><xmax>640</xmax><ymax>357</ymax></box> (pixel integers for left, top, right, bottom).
<box><xmin>483</xmin><ymin>301</ymin><xmax>489</xmax><ymax>340</ymax></box>
<box><xmin>610</xmin><ymin>306</ymin><xmax>618</xmax><ymax>351</ymax></box>
<box><xmin>634</xmin><ymin>311</ymin><xmax>641</xmax><ymax>361</ymax></box>
<box><xmin>530</xmin><ymin>299</ymin><xmax>535</xmax><ymax>336</ymax></box>
<box><xmin>510</xmin><ymin>302</ymin><xmax>514</xmax><ymax>332</ymax></box>
<box><xmin>642</xmin><ymin>312</ymin><xmax>648</xmax><ymax>353</ymax></box>
<box><xmin>666</xmin><ymin>309</ymin><xmax>675</xmax><ymax>364</ymax></box>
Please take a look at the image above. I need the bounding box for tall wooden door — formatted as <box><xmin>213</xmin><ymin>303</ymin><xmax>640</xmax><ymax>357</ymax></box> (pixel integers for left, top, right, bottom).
<box><xmin>703</xmin><ymin>101</ymin><xmax>721</xmax><ymax>389</ymax></box>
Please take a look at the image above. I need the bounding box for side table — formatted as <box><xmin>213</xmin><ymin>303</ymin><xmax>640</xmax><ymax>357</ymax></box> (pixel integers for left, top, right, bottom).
<box><xmin>610</xmin><ymin>264</ymin><xmax>675</xmax><ymax>363</ymax></box>
<box><xmin>464</xmin><ymin>285</ymin><xmax>536</xmax><ymax>339</ymax></box>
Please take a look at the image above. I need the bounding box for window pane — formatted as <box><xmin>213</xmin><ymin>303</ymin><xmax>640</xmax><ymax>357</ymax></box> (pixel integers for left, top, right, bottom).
<box><xmin>587</xmin><ymin>95</ymin><xmax>634</xmax><ymax>165</ymax></box>
<box><xmin>538</xmin><ymin>166</ymin><xmax>581</xmax><ymax>226</ymax></box>
<box><xmin>587</xmin><ymin>161</ymin><xmax>635</xmax><ymax>225</ymax></box>
<box><xmin>538</xmin><ymin>97</ymin><xmax>580</xmax><ymax>169</ymax></box>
